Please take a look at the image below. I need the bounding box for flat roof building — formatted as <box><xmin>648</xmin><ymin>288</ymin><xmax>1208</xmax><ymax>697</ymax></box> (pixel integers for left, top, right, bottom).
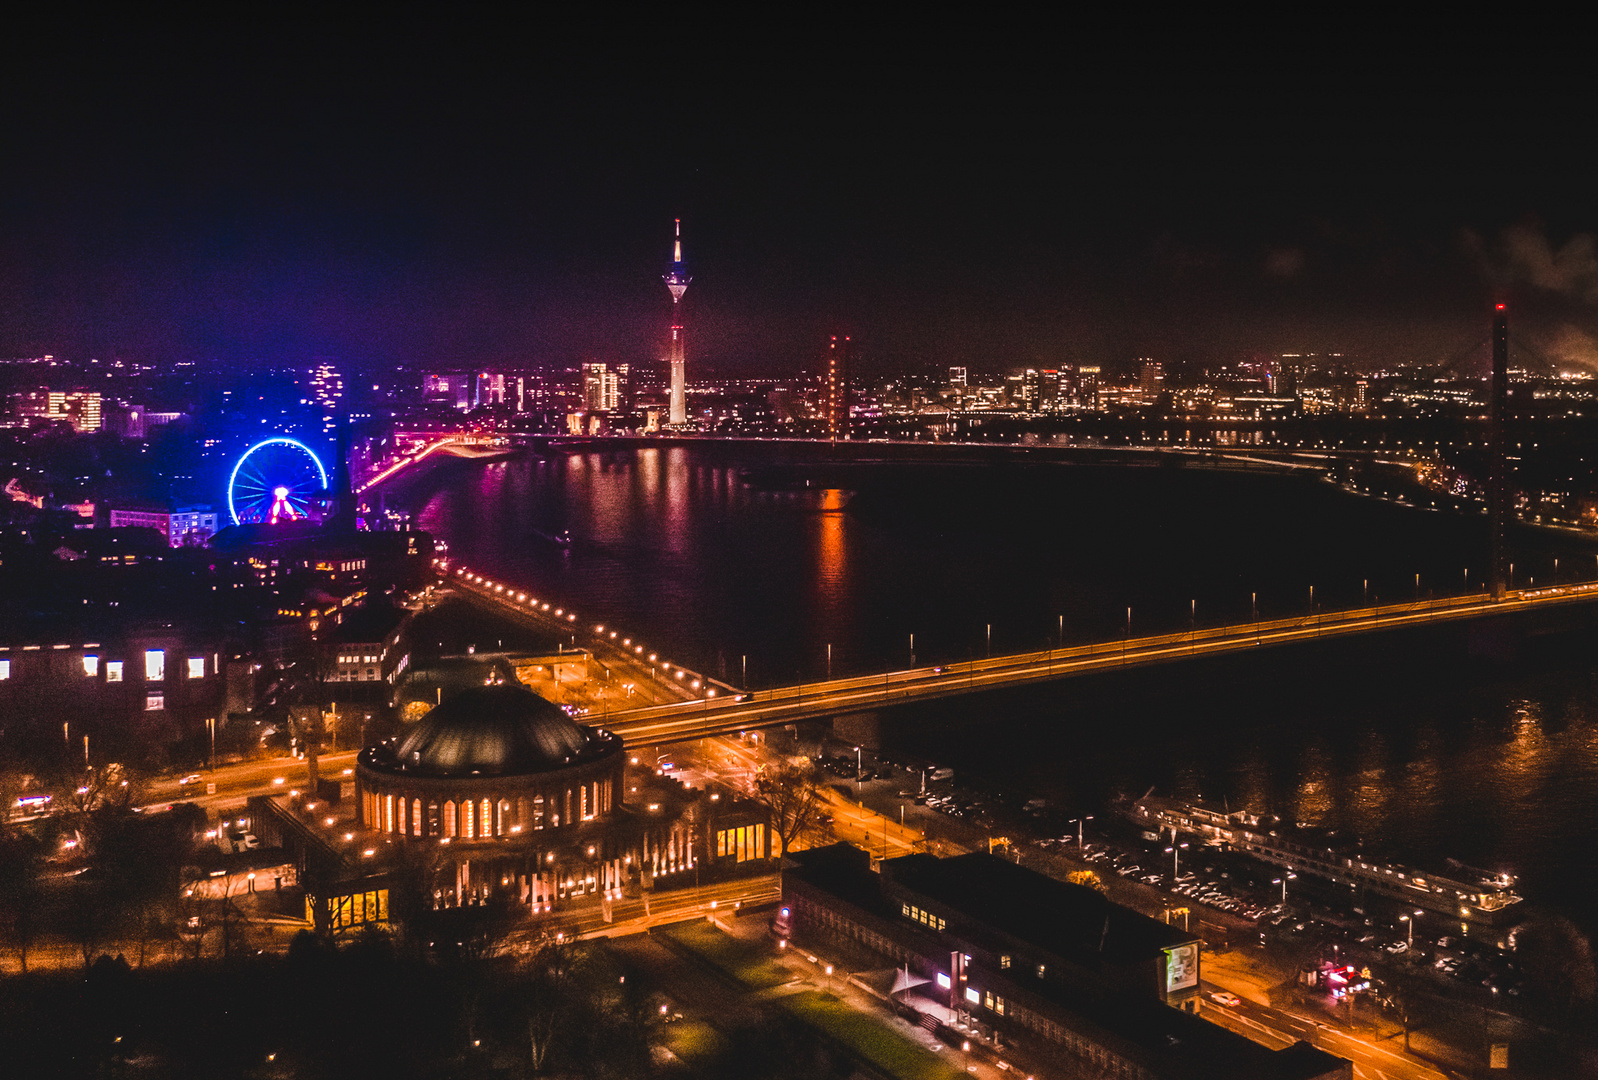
<box><xmin>784</xmin><ymin>845</ymin><xmax>1349</xmax><ymax>1080</ymax></box>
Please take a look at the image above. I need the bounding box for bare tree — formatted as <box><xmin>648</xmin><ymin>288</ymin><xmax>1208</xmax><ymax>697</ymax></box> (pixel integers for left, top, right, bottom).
<box><xmin>752</xmin><ymin>760</ymin><xmax>825</xmax><ymax>859</ymax></box>
<box><xmin>522</xmin><ymin>932</ymin><xmax>578</xmax><ymax>1075</ymax></box>
<box><xmin>0</xmin><ymin>829</ymin><xmax>44</xmax><ymax>973</ymax></box>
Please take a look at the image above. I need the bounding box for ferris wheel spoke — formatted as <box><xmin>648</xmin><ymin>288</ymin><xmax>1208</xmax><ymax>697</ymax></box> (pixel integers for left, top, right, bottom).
<box><xmin>229</xmin><ymin>437</ymin><xmax>330</xmax><ymax>525</ymax></box>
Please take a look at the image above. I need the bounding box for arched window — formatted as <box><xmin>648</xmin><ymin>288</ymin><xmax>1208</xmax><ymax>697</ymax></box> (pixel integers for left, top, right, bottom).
<box><xmin>385</xmin><ymin>794</ymin><xmax>394</xmax><ymax>833</ymax></box>
<box><xmin>397</xmin><ymin>797</ymin><xmax>407</xmax><ymax>836</ymax></box>
<box><xmin>412</xmin><ymin>798</ymin><xmax>422</xmax><ymax>836</ymax></box>
<box><xmin>500</xmin><ymin>799</ymin><xmax>512</xmax><ymax>834</ymax></box>
<box><xmin>482</xmin><ymin>798</ymin><xmax>493</xmax><ymax>836</ymax></box>
<box><xmin>443</xmin><ymin>800</ymin><xmax>457</xmax><ymax>838</ymax></box>
<box><xmin>428</xmin><ymin>801</ymin><xmax>440</xmax><ymax>835</ymax></box>
<box><xmin>463</xmin><ymin>798</ymin><xmax>475</xmax><ymax>839</ymax></box>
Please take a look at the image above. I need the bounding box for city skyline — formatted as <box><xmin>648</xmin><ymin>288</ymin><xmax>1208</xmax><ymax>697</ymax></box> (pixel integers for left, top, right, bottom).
<box><xmin>6</xmin><ymin>23</ymin><xmax>1598</xmax><ymax>374</ymax></box>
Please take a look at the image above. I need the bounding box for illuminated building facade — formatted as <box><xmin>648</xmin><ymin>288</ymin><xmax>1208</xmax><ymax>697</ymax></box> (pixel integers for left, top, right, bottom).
<box><xmin>0</xmin><ymin>625</ymin><xmax>230</xmax><ymax>747</ymax></box>
<box><xmin>785</xmin><ymin>845</ymin><xmax>1348</xmax><ymax>1080</ymax></box>
<box><xmin>108</xmin><ymin>503</ymin><xmax>221</xmax><ymax>547</ymax></box>
<box><xmin>582</xmin><ymin>363</ymin><xmax>621</xmax><ymax>411</ymax></box>
<box><xmin>308</xmin><ymin>362</ymin><xmax>343</xmax><ymax>436</ymax></box>
<box><xmin>47</xmin><ymin>390</ymin><xmax>103</xmax><ymax>432</ymax></box>
<box><xmin>355</xmin><ymin>684</ymin><xmax>721</xmax><ymax>909</ymax></box>
<box><xmin>825</xmin><ymin>335</ymin><xmax>852</xmax><ymax>441</ymax></box>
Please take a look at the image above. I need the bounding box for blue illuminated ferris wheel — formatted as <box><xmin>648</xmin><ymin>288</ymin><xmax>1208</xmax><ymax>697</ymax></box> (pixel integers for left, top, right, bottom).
<box><xmin>228</xmin><ymin>437</ymin><xmax>329</xmax><ymax>525</ymax></box>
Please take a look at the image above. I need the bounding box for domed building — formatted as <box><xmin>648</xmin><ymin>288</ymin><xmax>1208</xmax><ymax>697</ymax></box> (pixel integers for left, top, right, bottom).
<box><xmin>356</xmin><ymin>684</ymin><xmax>701</xmax><ymax>909</ymax></box>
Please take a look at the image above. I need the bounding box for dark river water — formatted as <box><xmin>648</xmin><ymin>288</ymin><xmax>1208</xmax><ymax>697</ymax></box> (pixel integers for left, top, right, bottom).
<box><xmin>401</xmin><ymin>442</ymin><xmax>1598</xmax><ymax>926</ymax></box>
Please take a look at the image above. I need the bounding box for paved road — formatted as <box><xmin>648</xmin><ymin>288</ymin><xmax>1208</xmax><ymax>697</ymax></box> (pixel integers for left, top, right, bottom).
<box><xmin>1198</xmin><ymin>983</ymin><xmax>1450</xmax><ymax>1080</ymax></box>
<box><xmin>582</xmin><ymin>581</ymin><xmax>1598</xmax><ymax>747</ymax></box>
<box><xmin>140</xmin><ymin>751</ymin><xmax>359</xmax><ymax>813</ymax></box>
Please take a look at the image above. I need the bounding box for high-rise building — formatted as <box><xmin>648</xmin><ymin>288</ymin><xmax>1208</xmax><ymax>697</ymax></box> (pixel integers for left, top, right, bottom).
<box><xmin>1076</xmin><ymin>366</ymin><xmax>1100</xmax><ymax>409</ymax></box>
<box><xmin>662</xmin><ymin>219</ymin><xmax>691</xmax><ymax>426</ymax></box>
<box><xmin>824</xmin><ymin>335</ymin><xmax>852</xmax><ymax>442</ymax></box>
<box><xmin>1139</xmin><ymin>360</ymin><xmax>1165</xmax><ymax>402</ymax></box>
<box><xmin>308</xmin><ymin>362</ymin><xmax>343</xmax><ymax>436</ymax></box>
<box><xmin>948</xmin><ymin>366</ymin><xmax>967</xmax><ymax>387</ymax></box>
<box><xmin>46</xmin><ymin>390</ymin><xmax>102</xmax><ymax>432</ymax></box>
<box><xmin>582</xmin><ymin>363</ymin><xmax>620</xmax><ymax>411</ymax></box>
<box><xmin>476</xmin><ymin>372</ymin><xmax>506</xmax><ymax>407</ymax></box>
<box><xmin>613</xmin><ymin>363</ymin><xmax>631</xmax><ymax>412</ymax></box>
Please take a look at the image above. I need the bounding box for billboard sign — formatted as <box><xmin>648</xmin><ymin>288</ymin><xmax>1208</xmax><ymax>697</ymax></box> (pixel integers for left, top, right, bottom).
<box><xmin>1164</xmin><ymin>943</ymin><xmax>1199</xmax><ymax>993</ymax></box>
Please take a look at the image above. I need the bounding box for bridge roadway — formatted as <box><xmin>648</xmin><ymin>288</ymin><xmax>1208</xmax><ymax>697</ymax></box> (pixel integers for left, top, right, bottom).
<box><xmin>441</xmin><ymin>563</ymin><xmax>1598</xmax><ymax>749</ymax></box>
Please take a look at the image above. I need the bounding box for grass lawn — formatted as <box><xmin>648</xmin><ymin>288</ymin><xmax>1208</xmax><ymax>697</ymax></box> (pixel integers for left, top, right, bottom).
<box><xmin>781</xmin><ymin>990</ymin><xmax>970</xmax><ymax>1080</ymax></box>
<box><xmin>656</xmin><ymin>919</ymin><xmax>794</xmax><ymax>989</ymax></box>
<box><xmin>663</xmin><ymin>1017</ymin><xmax>726</xmax><ymax>1064</ymax></box>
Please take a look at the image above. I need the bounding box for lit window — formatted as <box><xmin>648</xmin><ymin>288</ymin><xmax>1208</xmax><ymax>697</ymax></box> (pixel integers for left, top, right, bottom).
<box><xmin>935</xmin><ymin>973</ymin><xmax>951</xmax><ymax>989</ymax></box>
<box><xmin>1000</xmin><ymin>954</ymin><xmax>1011</xmax><ymax>969</ymax></box>
<box><xmin>83</xmin><ymin>655</ymin><xmax>99</xmax><ymax>676</ymax></box>
<box><xmin>187</xmin><ymin>657</ymin><xmax>205</xmax><ymax>679</ymax></box>
<box><xmin>0</xmin><ymin>659</ymin><xmax>9</xmax><ymax>680</ymax></box>
<box><xmin>1035</xmin><ymin>964</ymin><xmax>1046</xmax><ymax>979</ymax></box>
<box><xmin>965</xmin><ymin>987</ymin><xmax>980</xmax><ymax>1004</ymax></box>
<box><xmin>106</xmin><ymin>661</ymin><xmax>123</xmax><ymax>682</ymax></box>
<box><xmin>146</xmin><ymin>692</ymin><xmax>164</xmax><ymax>711</ymax></box>
<box><xmin>145</xmin><ymin>649</ymin><xmax>165</xmax><ymax>680</ymax></box>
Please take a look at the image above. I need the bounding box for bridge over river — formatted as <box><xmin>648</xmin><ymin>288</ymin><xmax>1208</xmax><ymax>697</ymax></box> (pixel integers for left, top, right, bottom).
<box><xmin>438</xmin><ymin>560</ymin><xmax>1598</xmax><ymax>749</ymax></box>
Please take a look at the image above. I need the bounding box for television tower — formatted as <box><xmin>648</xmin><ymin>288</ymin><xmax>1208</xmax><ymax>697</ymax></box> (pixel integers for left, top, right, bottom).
<box><xmin>663</xmin><ymin>219</ymin><xmax>691</xmax><ymax>426</ymax></box>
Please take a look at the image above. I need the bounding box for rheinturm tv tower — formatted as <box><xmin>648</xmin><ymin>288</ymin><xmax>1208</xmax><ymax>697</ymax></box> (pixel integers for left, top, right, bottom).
<box><xmin>663</xmin><ymin>218</ymin><xmax>691</xmax><ymax>426</ymax></box>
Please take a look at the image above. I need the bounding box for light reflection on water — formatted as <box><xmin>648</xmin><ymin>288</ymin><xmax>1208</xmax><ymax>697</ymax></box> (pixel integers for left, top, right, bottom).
<box><xmin>407</xmin><ymin>447</ymin><xmax>1598</xmax><ymax>923</ymax></box>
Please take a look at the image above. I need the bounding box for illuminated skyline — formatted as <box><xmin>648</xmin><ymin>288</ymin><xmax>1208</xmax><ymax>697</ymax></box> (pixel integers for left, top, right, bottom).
<box><xmin>4</xmin><ymin>23</ymin><xmax>1598</xmax><ymax>376</ymax></box>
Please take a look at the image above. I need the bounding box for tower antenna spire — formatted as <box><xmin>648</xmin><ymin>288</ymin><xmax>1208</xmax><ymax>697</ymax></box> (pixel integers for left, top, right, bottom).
<box><xmin>663</xmin><ymin>219</ymin><xmax>692</xmax><ymax>425</ymax></box>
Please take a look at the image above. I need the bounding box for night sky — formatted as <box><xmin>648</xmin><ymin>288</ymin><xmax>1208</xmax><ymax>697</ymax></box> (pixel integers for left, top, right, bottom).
<box><xmin>5</xmin><ymin>20</ymin><xmax>1598</xmax><ymax>375</ymax></box>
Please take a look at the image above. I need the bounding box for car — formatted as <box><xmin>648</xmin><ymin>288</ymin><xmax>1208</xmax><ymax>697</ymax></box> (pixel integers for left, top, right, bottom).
<box><xmin>1208</xmin><ymin>991</ymin><xmax>1241</xmax><ymax>1007</ymax></box>
<box><xmin>179</xmin><ymin>774</ymin><xmax>203</xmax><ymax>785</ymax></box>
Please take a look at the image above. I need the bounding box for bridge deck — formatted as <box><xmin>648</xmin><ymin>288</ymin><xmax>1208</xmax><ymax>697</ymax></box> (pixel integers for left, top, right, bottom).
<box><xmin>439</xmin><ymin>562</ymin><xmax>1598</xmax><ymax>748</ymax></box>
<box><xmin>599</xmin><ymin>582</ymin><xmax>1598</xmax><ymax>747</ymax></box>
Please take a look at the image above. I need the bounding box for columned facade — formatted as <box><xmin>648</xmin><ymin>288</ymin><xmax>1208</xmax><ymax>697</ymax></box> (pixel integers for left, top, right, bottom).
<box><xmin>353</xmin><ymin>684</ymin><xmax>701</xmax><ymax>912</ymax></box>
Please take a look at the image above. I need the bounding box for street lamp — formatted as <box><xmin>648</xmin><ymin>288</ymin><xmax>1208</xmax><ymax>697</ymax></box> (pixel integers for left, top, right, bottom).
<box><xmin>1400</xmin><ymin>909</ymin><xmax>1423</xmax><ymax>948</ymax></box>
<box><xmin>1271</xmin><ymin>872</ymin><xmax>1296</xmax><ymax>905</ymax></box>
<box><xmin>1164</xmin><ymin>842</ymin><xmax>1187</xmax><ymax>879</ymax></box>
<box><xmin>1067</xmin><ymin>816</ymin><xmax>1093</xmax><ymax>850</ymax></box>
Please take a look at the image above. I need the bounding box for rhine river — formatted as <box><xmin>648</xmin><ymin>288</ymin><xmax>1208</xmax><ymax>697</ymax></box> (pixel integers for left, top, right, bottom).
<box><xmin>400</xmin><ymin>442</ymin><xmax>1598</xmax><ymax>927</ymax></box>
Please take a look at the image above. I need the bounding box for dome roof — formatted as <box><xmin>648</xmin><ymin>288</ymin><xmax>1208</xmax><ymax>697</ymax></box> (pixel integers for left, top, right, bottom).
<box><xmin>374</xmin><ymin>685</ymin><xmax>609</xmax><ymax>778</ymax></box>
